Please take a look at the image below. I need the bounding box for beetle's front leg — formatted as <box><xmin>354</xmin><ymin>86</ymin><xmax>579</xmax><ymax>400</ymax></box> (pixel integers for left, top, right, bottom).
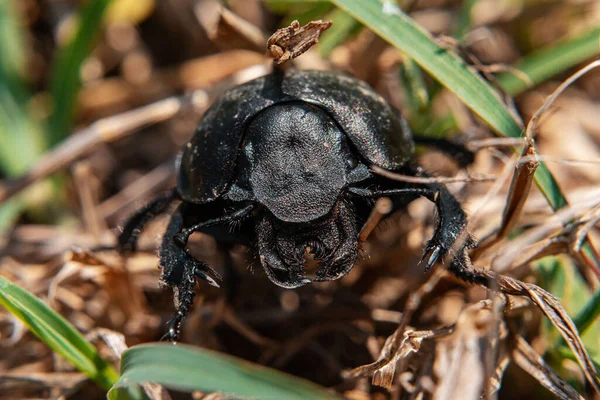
<box><xmin>418</xmin><ymin>182</ymin><xmax>476</xmax><ymax>271</ymax></box>
<box><xmin>350</xmin><ymin>182</ymin><xmax>474</xmax><ymax>271</ymax></box>
<box><xmin>159</xmin><ymin>205</ymin><xmax>222</xmax><ymax>341</ymax></box>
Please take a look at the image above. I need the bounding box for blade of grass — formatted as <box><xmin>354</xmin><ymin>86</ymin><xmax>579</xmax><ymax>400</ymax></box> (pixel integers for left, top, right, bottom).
<box><xmin>399</xmin><ymin>58</ymin><xmax>430</xmax><ymax>114</ymax></box>
<box><xmin>48</xmin><ymin>0</ymin><xmax>113</xmax><ymax>146</ymax></box>
<box><xmin>0</xmin><ymin>84</ymin><xmax>46</xmax><ymax>176</ymax></box>
<box><xmin>0</xmin><ymin>0</ymin><xmax>26</xmax><ymax>76</ymax></box>
<box><xmin>553</xmin><ymin>289</ymin><xmax>600</xmax><ymax>371</ymax></box>
<box><xmin>539</xmin><ymin>257</ymin><xmax>600</xmax><ymax>346</ymax></box>
<box><xmin>498</xmin><ymin>28</ymin><xmax>600</xmax><ymax>96</ymax></box>
<box><xmin>0</xmin><ymin>0</ymin><xmax>47</xmax><ymax>175</ymax></box>
<box><xmin>455</xmin><ymin>0</ymin><xmax>478</xmax><ymax>39</ymax></box>
<box><xmin>108</xmin><ymin>343</ymin><xmax>341</xmax><ymax>400</ymax></box>
<box><xmin>574</xmin><ymin>288</ymin><xmax>600</xmax><ymax>335</ymax></box>
<box><xmin>0</xmin><ymin>0</ymin><xmax>49</xmax><ymax>229</ymax></box>
<box><xmin>556</xmin><ymin>346</ymin><xmax>600</xmax><ymax>373</ymax></box>
<box><xmin>0</xmin><ymin>276</ymin><xmax>119</xmax><ymax>390</ymax></box>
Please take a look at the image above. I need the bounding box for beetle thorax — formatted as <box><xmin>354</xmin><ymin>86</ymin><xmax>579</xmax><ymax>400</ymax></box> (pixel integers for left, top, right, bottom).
<box><xmin>236</xmin><ymin>102</ymin><xmax>360</xmax><ymax>223</ymax></box>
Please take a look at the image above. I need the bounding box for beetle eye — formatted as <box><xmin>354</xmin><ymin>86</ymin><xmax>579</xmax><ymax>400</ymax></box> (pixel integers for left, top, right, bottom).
<box><xmin>346</xmin><ymin>156</ymin><xmax>358</xmax><ymax>169</ymax></box>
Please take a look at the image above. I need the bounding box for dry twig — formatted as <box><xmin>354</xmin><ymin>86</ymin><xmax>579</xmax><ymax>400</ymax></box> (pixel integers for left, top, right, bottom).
<box><xmin>476</xmin><ymin>138</ymin><xmax>539</xmax><ymax>252</ymax></box>
<box><xmin>512</xmin><ymin>335</ymin><xmax>584</xmax><ymax>400</ymax></box>
<box><xmin>267</xmin><ymin>20</ymin><xmax>332</xmax><ymax>64</ymax></box>
<box><xmin>0</xmin><ymin>94</ymin><xmax>203</xmax><ymax>204</ymax></box>
<box><xmin>371</xmin><ymin>165</ymin><xmax>496</xmax><ymax>184</ymax></box>
<box><xmin>466</xmin><ymin>264</ymin><xmax>600</xmax><ymax>393</ymax></box>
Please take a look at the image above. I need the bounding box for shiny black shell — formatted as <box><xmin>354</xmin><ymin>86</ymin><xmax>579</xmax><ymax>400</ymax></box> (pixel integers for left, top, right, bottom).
<box><xmin>177</xmin><ymin>69</ymin><xmax>414</xmax><ymax>204</ymax></box>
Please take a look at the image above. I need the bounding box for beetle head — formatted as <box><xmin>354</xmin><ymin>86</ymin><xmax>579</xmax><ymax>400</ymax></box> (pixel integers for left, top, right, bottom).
<box><xmin>256</xmin><ymin>198</ymin><xmax>359</xmax><ymax>288</ymax></box>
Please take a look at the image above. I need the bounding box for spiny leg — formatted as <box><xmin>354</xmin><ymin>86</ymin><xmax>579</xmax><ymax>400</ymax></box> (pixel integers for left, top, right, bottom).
<box><xmin>349</xmin><ymin>182</ymin><xmax>472</xmax><ymax>271</ymax></box>
<box><xmin>159</xmin><ymin>205</ymin><xmax>222</xmax><ymax>341</ymax></box>
<box><xmin>173</xmin><ymin>204</ymin><xmax>254</xmax><ymax>248</ymax></box>
<box><xmin>412</xmin><ymin>135</ymin><xmax>475</xmax><ymax>168</ymax></box>
<box><xmin>161</xmin><ymin>203</ymin><xmax>256</xmax><ymax>340</ymax></box>
<box><xmin>118</xmin><ymin>188</ymin><xmax>179</xmax><ymax>253</ymax></box>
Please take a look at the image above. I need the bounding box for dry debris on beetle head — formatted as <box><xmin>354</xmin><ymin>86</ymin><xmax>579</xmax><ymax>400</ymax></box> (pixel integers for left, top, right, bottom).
<box><xmin>267</xmin><ymin>20</ymin><xmax>332</xmax><ymax>64</ymax></box>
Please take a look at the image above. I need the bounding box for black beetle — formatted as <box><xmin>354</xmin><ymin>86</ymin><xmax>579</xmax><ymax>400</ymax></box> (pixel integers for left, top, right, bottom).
<box><xmin>118</xmin><ymin>69</ymin><xmax>475</xmax><ymax>340</ymax></box>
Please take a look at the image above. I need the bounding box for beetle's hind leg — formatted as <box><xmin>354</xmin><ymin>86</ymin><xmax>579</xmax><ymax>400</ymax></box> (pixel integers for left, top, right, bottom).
<box><xmin>412</xmin><ymin>136</ymin><xmax>475</xmax><ymax>168</ymax></box>
<box><xmin>117</xmin><ymin>188</ymin><xmax>179</xmax><ymax>253</ymax></box>
<box><xmin>159</xmin><ymin>205</ymin><xmax>222</xmax><ymax>341</ymax></box>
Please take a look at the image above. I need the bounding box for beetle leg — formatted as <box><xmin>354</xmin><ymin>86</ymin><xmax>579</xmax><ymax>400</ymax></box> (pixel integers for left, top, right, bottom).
<box><xmin>159</xmin><ymin>204</ymin><xmax>223</xmax><ymax>341</ymax></box>
<box><xmin>349</xmin><ymin>184</ymin><xmax>471</xmax><ymax>272</ymax></box>
<box><xmin>173</xmin><ymin>204</ymin><xmax>255</xmax><ymax>247</ymax></box>
<box><xmin>412</xmin><ymin>136</ymin><xmax>475</xmax><ymax>168</ymax></box>
<box><xmin>117</xmin><ymin>188</ymin><xmax>179</xmax><ymax>253</ymax></box>
<box><xmin>447</xmin><ymin>244</ymin><xmax>489</xmax><ymax>286</ymax></box>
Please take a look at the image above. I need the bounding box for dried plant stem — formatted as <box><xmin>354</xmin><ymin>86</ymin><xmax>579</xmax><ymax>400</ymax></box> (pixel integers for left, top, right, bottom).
<box><xmin>359</xmin><ymin>197</ymin><xmax>393</xmax><ymax>242</ymax></box>
<box><xmin>371</xmin><ymin>165</ymin><xmax>495</xmax><ymax>184</ymax></box>
<box><xmin>492</xmin><ymin>188</ymin><xmax>600</xmax><ymax>272</ymax></box>
<box><xmin>512</xmin><ymin>335</ymin><xmax>584</xmax><ymax>400</ymax></box>
<box><xmin>455</xmin><ymin>260</ymin><xmax>600</xmax><ymax>394</ymax></box>
<box><xmin>0</xmin><ymin>94</ymin><xmax>203</xmax><ymax>204</ymax></box>
<box><xmin>343</xmin><ymin>270</ymin><xmax>444</xmax><ymax>380</ymax></box>
<box><xmin>466</xmin><ymin>137</ymin><xmax>525</xmax><ymax>150</ymax></box>
<box><xmin>525</xmin><ymin>59</ymin><xmax>600</xmax><ymax>139</ymax></box>
<box><xmin>476</xmin><ymin>138</ymin><xmax>539</xmax><ymax>252</ymax></box>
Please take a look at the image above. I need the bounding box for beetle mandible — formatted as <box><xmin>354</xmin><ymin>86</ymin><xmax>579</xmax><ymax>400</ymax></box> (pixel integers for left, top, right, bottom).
<box><xmin>118</xmin><ymin>69</ymin><xmax>475</xmax><ymax>340</ymax></box>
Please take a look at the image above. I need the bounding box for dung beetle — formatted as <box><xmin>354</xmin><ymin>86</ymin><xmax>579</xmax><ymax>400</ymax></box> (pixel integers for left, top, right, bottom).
<box><xmin>118</xmin><ymin>69</ymin><xmax>475</xmax><ymax>340</ymax></box>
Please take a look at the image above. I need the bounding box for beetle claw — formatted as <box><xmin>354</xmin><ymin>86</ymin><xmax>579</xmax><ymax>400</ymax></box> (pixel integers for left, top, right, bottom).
<box><xmin>422</xmin><ymin>245</ymin><xmax>442</xmax><ymax>273</ymax></box>
<box><xmin>194</xmin><ymin>269</ymin><xmax>221</xmax><ymax>288</ymax></box>
<box><xmin>162</xmin><ymin>311</ymin><xmax>185</xmax><ymax>343</ymax></box>
<box><xmin>173</xmin><ymin>233</ymin><xmax>187</xmax><ymax>248</ymax></box>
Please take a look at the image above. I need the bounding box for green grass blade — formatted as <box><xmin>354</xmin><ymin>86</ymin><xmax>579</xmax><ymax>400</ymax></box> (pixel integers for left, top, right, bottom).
<box><xmin>498</xmin><ymin>28</ymin><xmax>600</xmax><ymax>96</ymax></box>
<box><xmin>552</xmin><ymin>287</ymin><xmax>600</xmax><ymax>367</ymax></box>
<box><xmin>0</xmin><ymin>0</ymin><xmax>26</xmax><ymax>77</ymax></box>
<box><xmin>0</xmin><ymin>85</ymin><xmax>46</xmax><ymax>176</ymax></box>
<box><xmin>556</xmin><ymin>345</ymin><xmax>600</xmax><ymax>372</ymax></box>
<box><xmin>108</xmin><ymin>343</ymin><xmax>341</xmax><ymax>400</ymax></box>
<box><xmin>0</xmin><ymin>276</ymin><xmax>119</xmax><ymax>390</ymax></box>
<box><xmin>0</xmin><ymin>0</ymin><xmax>49</xmax><ymax>229</ymax></box>
<box><xmin>329</xmin><ymin>0</ymin><xmax>523</xmax><ymax>138</ymax></box>
<box><xmin>455</xmin><ymin>0</ymin><xmax>478</xmax><ymax>39</ymax></box>
<box><xmin>399</xmin><ymin>58</ymin><xmax>430</xmax><ymax>113</ymax></box>
<box><xmin>48</xmin><ymin>0</ymin><xmax>113</xmax><ymax>145</ymax></box>
<box><xmin>0</xmin><ymin>0</ymin><xmax>47</xmax><ymax>176</ymax></box>
<box><xmin>574</xmin><ymin>288</ymin><xmax>600</xmax><ymax>335</ymax></box>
